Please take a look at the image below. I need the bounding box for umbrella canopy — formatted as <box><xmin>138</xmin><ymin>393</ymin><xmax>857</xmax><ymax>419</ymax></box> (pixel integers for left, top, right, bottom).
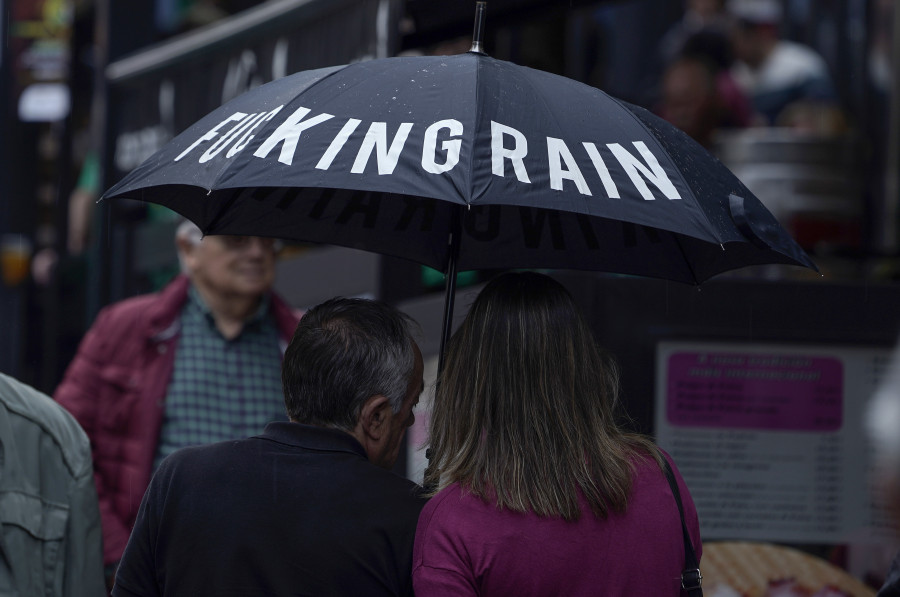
<box><xmin>103</xmin><ymin>51</ymin><xmax>816</xmax><ymax>286</ymax></box>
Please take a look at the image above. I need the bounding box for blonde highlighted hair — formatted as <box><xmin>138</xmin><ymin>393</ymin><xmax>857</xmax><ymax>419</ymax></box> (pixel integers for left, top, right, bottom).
<box><xmin>424</xmin><ymin>272</ymin><xmax>661</xmax><ymax>520</ymax></box>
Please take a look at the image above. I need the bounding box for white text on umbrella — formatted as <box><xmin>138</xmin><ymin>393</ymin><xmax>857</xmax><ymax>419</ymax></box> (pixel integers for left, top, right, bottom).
<box><xmin>177</xmin><ymin>106</ymin><xmax>682</xmax><ymax>202</ymax></box>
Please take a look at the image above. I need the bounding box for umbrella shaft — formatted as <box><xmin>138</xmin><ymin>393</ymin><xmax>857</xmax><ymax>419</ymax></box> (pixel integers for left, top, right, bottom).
<box><xmin>469</xmin><ymin>1</ymin><xmax>487</xmax><ymax>55</ymax></box>
<box><xmin>438</xmin><ymin>216</ymin><xmax>462</xmax><ymax>375</ymax></box>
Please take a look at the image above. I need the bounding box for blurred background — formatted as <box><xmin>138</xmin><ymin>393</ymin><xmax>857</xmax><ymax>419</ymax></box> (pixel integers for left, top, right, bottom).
<box><xmin>1</xmin><ymin>0</ymin><xmax>899</xmax><ymax>593</ymax></box>
<box><xmin>3</xmin><ymin>0</ymin><xmax>896</xmax><ymax>392</ymax></box>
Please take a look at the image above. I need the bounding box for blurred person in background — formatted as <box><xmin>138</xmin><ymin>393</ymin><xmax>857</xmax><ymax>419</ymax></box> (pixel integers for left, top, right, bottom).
<box><xmin>727</xmin><ymin>0</ymin><xmax>838</xmax><ymax>125</ymax></box>
<box><xmin>659</xmin><ymin>0</ymin><xmax>732</xmax><ymax>66</ymax></box>
<box><xmin>112</xmin><ymin>297</ymin><xmax>427</xmax><ymax>597</ymax></box>
<box><xmin>0</xmin><ymin>372</ymin><xmax>105</xmax><ymax>596</ymax></box>
<box><xmin>657</xmin><ymin>37</ymin><xmax>752</xmax><ymax>148</ymax></box>
<box><xmin>657</xmin><ymin>19</ymin><xmax>751</xmax><ymax>147</ymax></box>
<box><xmin>54</xmin><ymin>219</ymin><xmax>301</xmax><ymax>589</ymax></box>
<box><xmin>659</xmin><ymin>54</ymin><xmax>724</xmax><ymax>147</ymax></box>
<box><xmin>414</xmin><ymin>272</ymin><xmax>701</xmax><ymax>596</ymax></box>
<box><xmin>680</xmin><ymin>28</ymin><xmax>753</xmax><ymax>130</ymax></box>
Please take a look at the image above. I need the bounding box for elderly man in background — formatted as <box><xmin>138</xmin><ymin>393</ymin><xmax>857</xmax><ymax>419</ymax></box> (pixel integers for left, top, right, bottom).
<box><xmin>0</xmin><ymin>372</ymin><xmax>105</xmax><ymax>596</ymax></box>
<box><xmin>112</xmin><ymin>297</ymin><xmax>427</xmax><ymax>596</ymax></box>
<box><xmin>54</xmin><ymin>219</ymin><xmax>301</xmax><ymax>588</ymax></box>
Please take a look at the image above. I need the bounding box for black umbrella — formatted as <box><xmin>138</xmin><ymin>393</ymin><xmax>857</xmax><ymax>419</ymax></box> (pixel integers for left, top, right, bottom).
<box><xmin>103</xmin><ymin>3</ymin><xmax>816</xmax><ymax>367</ymax></box>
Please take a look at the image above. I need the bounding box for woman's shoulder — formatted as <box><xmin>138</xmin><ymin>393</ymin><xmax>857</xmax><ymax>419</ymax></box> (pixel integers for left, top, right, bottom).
<box><xmin>423</xmin><ymin>483</ymin><xmax>468</xmax><ymax>514</ymax></box>
<box><xmin>420</xmin><ymin>483</ymin><xmax>492</xmax><ymax>528</ymax></box>
<box><xmin>626</xmin><ymin>445</ymin><xmax>685</xmax><ymax>492</ymax></box>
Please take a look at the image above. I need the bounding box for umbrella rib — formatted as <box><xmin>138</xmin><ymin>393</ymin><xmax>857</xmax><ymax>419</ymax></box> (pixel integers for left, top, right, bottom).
<box><xmin>605</xmin><ymin>95</ymin><xmax>726</xmax><ymax>245</ymax></box>
<box><xmin>203</xmin><ymin>190</ymin><xmax>242</xmax><ymax>235</ymax></box>
<box><xmin>674</xmin><ymin>233</ymin><xmax>703</xmax><ymax>286</ymax></box>
<box><xmin>464</xmin><ymin>53</ymin><xmax>485</xmax><ymax>206</ymax></box>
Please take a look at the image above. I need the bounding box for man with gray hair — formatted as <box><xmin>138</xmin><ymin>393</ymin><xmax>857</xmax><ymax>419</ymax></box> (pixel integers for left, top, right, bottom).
<box><xmin>55</xmin><ymin>220</ymin><xmax>301</xmax><ymax>588</ymax></box>
<box><xmin>112</xmin><ymin>297</ymin><xmax>427</xmax><ymax>596</ymax></box>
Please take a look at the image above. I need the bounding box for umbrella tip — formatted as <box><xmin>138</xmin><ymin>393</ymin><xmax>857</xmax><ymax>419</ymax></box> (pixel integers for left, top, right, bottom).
<box><xmin>468</xmin><ymin>1</ymin><xmax>488</xmax><ymax>55</ymax></box>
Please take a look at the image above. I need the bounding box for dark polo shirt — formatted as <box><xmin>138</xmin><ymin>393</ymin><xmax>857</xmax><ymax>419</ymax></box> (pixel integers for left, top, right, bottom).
<box><xmin>113</xmin><ymin>422</ymin><xmax>428</xmax><ymax>597</ymax></box>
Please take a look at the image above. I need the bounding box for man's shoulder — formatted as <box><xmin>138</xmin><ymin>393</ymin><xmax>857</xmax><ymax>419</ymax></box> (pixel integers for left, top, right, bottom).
<box><xmin>157</xmin><ymin>437</ymin><xmax>427</xmax><ymax>513</ymax></box>
<box><xmin>380</xmin><ymin>468</ymin><xmax>429</xmax><ymax>496</ymax></box>
<box><xmin>158</xmin><ymin>437</ymin><xmax>243</xmax><ymax>465</ymax></box>
<box><xmin>151</xmin><ymin>438</ymin><xmax>247</xmax><ymax>487</ymax></box>
<box><xmin>97</xmin><ymin>293</ymin><xmax>163</xmax><ymax>325</ymax></box>
<box><xmin>0</xmin><ymin>373</ymin><xmax>92</xmax><ymax>476</ymax></box>
<box><xmin>305</xmin><ymin>452</ymin><xmax>426</xmax><ymax>522</ymax></box>
<box><xmin>352</xmin><ymin>461</ymin><xmax>429</xmax><ymax>507</ymax></box>
<box><xmin>91</xmin><ymin>276</ymin><xmax>189</xmax><ymax>335</ymax></box>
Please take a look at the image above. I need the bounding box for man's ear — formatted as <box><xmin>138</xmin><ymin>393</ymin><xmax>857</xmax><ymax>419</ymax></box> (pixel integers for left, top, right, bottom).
<box><xmin>357</xmin><ymin>394</ymin><xmax>392</xmax><ymax>441</ymax></box>
<box><xmin>175</xmin><ymin>235</ymin><xmax>198</xmax><ymax>271</ymax></box>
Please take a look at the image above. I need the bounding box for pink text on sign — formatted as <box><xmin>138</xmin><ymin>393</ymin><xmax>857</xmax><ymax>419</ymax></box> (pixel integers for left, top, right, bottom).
<box><xmin>666</xmin><ymin>352</ymin><xmax>843</xmax><ymax>431</ymax></box>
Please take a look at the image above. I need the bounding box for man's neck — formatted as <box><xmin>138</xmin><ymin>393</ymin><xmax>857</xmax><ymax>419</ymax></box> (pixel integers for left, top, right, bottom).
<box><xmin>192</xmin><ymin>283</ymin><xmax>262</xmax><ymax>340</ymax></box>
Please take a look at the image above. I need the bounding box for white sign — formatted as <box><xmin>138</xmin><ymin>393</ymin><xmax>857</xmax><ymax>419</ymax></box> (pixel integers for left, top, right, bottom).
<box><xmin>655</xmin><ymin>341</ymin><xmax>895</xmax><ymax>545</ymax></box>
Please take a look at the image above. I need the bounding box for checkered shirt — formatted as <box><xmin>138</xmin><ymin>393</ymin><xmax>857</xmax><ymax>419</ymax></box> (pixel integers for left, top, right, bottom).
<box><xmin>153</xmin><ymin>287</ymin><xmax>287</xmax><ymax>469</ymax></box>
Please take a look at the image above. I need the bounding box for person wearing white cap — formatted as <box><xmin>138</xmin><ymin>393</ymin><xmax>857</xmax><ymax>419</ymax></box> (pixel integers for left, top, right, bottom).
<box><xmin>727</xmin><ymin>0</ymin><xmax>838</xmax><ymax>124</ymax></box>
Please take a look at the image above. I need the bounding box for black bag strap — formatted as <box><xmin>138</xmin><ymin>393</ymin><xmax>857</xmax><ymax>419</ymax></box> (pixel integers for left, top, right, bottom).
<box><xmin>661</xmin><ymin>456</ymin><xmax>703</xmax><ymax>597</ymax></box>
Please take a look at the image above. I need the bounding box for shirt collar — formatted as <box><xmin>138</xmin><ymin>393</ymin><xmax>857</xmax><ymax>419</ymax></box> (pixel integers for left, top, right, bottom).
<box><xmin>259</xmin><ymin>421</ymin><xmax>367</xmax><ymax>459</ymax></box>
<box><xmin>187</xmin><ymin>284</ymin><xmax>271</xmax><ymax>327</ymax></box>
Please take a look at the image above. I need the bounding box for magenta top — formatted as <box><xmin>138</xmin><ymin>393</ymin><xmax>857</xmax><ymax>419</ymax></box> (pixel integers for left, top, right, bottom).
<box><xmin>413</xmin><ymin>451</ymin><xmax>702</xmax><ymax>596</ymax></box>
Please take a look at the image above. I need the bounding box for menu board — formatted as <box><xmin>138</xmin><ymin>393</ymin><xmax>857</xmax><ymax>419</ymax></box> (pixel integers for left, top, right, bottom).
<box><xmin>655</xmin><ymin>341</ymin><xmax>895</xmax><ymax>544</ymax></box>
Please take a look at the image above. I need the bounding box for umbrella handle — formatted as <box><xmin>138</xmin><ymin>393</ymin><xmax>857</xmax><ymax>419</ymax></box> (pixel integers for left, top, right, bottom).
<box><xmin>438</xmin><ymin>213</ymin><xmax>461</xmax><ymax>375</ymax></box>
<box><xmin>428</xmin><ymin>212</ymin><xmax>461</xmax><ymax>494</ymax></box>
<box><xmin>469</xmin><ymin>1</ymin><xmax>488</xmax><ymax>55</ymax></box>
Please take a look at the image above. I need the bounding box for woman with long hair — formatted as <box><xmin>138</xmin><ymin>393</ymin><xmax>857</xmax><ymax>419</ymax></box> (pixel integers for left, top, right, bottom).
<box><xmin>413</xmin><ymin>271</ymin><xmax>701</xmax><ymax>596</ymax></box>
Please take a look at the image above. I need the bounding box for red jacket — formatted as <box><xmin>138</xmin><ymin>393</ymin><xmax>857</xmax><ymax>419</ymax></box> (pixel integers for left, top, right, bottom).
<box><xmin>54</xmin><ymin>275</ymin><xmax>301</xmax><ymax>565</ymax></box>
